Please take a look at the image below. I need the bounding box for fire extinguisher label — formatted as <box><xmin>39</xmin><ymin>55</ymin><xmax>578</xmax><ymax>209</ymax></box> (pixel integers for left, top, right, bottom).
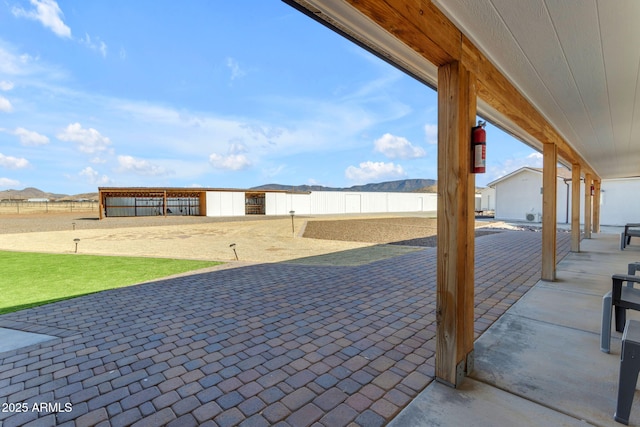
<box><xmin>474</xmin><ymin>143</ymin><xmax>486</xmax><ymax>171</ymax></box>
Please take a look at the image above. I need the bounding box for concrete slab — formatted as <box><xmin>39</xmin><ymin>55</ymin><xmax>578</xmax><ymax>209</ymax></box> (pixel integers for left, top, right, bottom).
<box><xmin>559</xmin><ymin>240</ymin><xmax>640</xmax><ymax>276</ymax></box>
<box><xmin>388</xmin><ymin>377</ymin><xmax>590</xmax><ymax>427</ymax></box>
<box><xmin>544</xmin><ymin>269</ymin><xmax>611</xmax><ymax>296</ymax></box>
<box><xmin>508</xmin><ymin>285</ymin><xmax>605</xmax><ymax>334</ymax></box>
<box><xmin>472</xmin><ymin>313</ymin><xmax>640</xmax><ymax>426</ymax></box>
<box><xmin>0</xmin><ymin>327</ymin><xmax>57</xmax><ymax>353</ymax></box>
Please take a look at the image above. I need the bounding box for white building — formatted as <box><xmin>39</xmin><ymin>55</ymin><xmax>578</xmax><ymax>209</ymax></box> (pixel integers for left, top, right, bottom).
<box><xmin>600</xmin><ymin>178</ymin><xmax>640</xmax><ymax>226</ymax></box>
<box><xmin>479</xmin><ymin>187</ymin><xmax>496</xmax><ymax>212</ymax></box>
<box><xmin>487</xmin><ymin>168</ymin><xmax>640</xmax><ymax>226</ymax></box>
<box><xmin>487</xmin><ymin>167</ymin><xmax>579</xmax><ymax>224</ymax></box>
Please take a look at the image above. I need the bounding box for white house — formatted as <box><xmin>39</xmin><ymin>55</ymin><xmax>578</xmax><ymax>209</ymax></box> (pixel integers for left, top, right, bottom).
<box><xmin>488</xmin><ymin>168</ymin><xmax>640</xmax><ymax>226</ymax></box>
<box><xmin>487</xmin><ymin>167</ymin><xmax>579</xmax><ymax>224</ymax></box>
<box><xmin>479</xmin><ymin>187</ymin><xmax>496</xmax><ymax>212</ymax></box>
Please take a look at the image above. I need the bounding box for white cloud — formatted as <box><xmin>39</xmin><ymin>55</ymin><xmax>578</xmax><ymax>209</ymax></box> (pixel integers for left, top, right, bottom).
<box><xmin>0</xmin><ymin>81</ymin><xmax>14</xmax><ymax>91</ymax></box>
<box><xmin>80</xmin><ymin>33</ymin><xmax>108</xmax><ymax>57</ymax></box>
<box><xmin>345</xmin><ymin>161</ymin><xmax>405</xmax><ymax>183</ymax></box>
<box><xmin>226</xmin><ymin>57</ymin><xmax>246</xmax><ymax>81</ymax></box>
<box><xmin>0</xmin><ymin>43</ymin><xmax>67</xmax><ymax>81</ymax></box>
<box><xmin>209</xmin><ymin>153</ymin><xmax>251</xmax><ymax>171</ymax></box>
<box><xmin>209</xmin><ymin>142</ymin><xmax>252</xmax><ymax>171</ymax></box>
<box><xmin>12</xmin><ymin>0</ymin><xmax>72</xmax><ymax>39</ymax></box>
<box><xmin>117</xmin><ymin>155</ymin><xmax>170</xmax><ymax>176</ymax></box>
<box><xmin>79</xmin><ymin>166</ymin><xmax>111</xmax><ymax>185</ymax></box>
<box><xmin>424</xmin><ymin>124</ymin><xmax>438</xmax><ymax>145</ymax></box>
<box><xmin>485</xmin><ymin>151</ymin><xmax>544</xmax><ymax>183</ymax></box>
<box><xmin>374</xmin><ymin>133</ymin><xmax>426</xmax><ymax>159</ymax></box>
<box><xmin>0</xmin><ymin>177</ymin><xmax>20</xmax><ymax>187</ymax></box>
<box><xmin>0</xmin><ymin>153</ymin><xmax>30</xmax><ymax>169</ymax></box>
<box><xmin>57</xmin><ymin>123</ymin><xmax>112</xmax><ymax>154</ymax></box>
<box><xmin>527</xmin><ymin>152</ymin><xmax>543</xmax><ymax>162</ymax></box>
<box><xmin>14</xmin><ymin>127</ymin><xmax>50</xmax><ymax>146</ymax></box>
<box><xmin>0</xmin><ymin>96</ymin><xmax>13</xmax><ymax>112</ymax></box>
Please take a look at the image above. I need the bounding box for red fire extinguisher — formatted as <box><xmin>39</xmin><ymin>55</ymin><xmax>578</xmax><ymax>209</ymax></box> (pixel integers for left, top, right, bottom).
<box><xmin>471</xmin><ymin>120</ymin><xmax>486</xmax><ymax>174</ymax></box>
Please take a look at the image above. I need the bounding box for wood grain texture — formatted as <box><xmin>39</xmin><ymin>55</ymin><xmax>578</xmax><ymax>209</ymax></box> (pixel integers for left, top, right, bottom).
<box><xmin>542</xmin><ymin>143</ymin><xmax>557</xmax><ymax>281</ymax></box>
<box><xmin>436</xmin><ymin>60</ymin><xmax>475</xmax><ymax>386</ymax></box>
<box><xmin>584</xmin><ymin>173</ymin><xmax>592</xmax><ymax>239</ymax></box>
<box><xmin>571</xmin><ymin>164</ymin><xmax>581</xmax><ymax>252</ymax></box>
<box><xmin>592</xmin><ymin>180</ymin><xmax>601</xmax><ymax>233</ymax></box>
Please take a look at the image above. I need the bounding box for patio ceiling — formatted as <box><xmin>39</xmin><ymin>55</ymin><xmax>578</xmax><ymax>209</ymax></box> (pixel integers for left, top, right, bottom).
<box><xmin>284</xmin><ymin>0</ymin><xmax>640</xmax><ymax>180</ymax></box>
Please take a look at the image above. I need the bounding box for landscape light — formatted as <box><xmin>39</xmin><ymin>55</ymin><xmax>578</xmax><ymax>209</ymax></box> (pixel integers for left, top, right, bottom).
<box><xmin>229</xmin><ymin>243</ymin><xmax>238</xmax><ymax>260</ymax></box>
<box><xmin>72</xmin><ymin>222</ymin><xmax>76</xmax><ymax>230</ymax></box>
<box><xmin>289</xmin><ymin>210</ymin><xmax>295</xmax><ymax>236</ymax></box>
<box><xmin>73</xmin><ymin>238</ymin><xmax>80</xmax><ymax>253</ymax></box>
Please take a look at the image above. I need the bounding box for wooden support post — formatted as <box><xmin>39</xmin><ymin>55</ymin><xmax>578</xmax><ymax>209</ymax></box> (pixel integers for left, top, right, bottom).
<box><xmin>570</xmin><ymin>164</ymin><xmax>581</xmax><ymax>252</ymax></box>
<box><xmin>593</xmin><ymin>180</ymin><xmax>601</xmax><ymax>233</ymax></box>
<box><xmin>542</xmin><ymin>143</ymin><xmax>557</xmax><ymax>281</ymax></box>
<box><xmin>163</xmin><ymin>190</ymin><xmax>168</xmax><ymax>217</ymax></box>
<box><xmin>98</xmin><ymin>189</ymin><xmax>104</xmax><ymax>220</ymax></box>
<box><xmin>436</xmin><ymin>61</ymin><xmax>476</xmax><ymax>388</ymax></box>
<box><xmin>584</xmin><ymin>174</ymin><xmax>592</xmax><ymax>239</ymax></box>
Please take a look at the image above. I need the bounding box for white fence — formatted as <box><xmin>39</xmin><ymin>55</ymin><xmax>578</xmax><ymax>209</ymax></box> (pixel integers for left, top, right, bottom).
<box><xmin>207</xmin><ymin>191</ymin><xmax>437</xmax><ymax>217</ymax></box>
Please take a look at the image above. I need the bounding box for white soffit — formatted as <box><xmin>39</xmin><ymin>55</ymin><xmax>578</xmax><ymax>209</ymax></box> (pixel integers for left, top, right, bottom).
<box><xmin>433</xmin><ymin>0</ymin><xmax>640</xmax><ymax>179</ymax></box>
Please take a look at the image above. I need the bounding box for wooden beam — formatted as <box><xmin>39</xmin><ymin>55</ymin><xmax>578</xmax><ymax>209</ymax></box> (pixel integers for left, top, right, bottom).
<box><xmin>436</xmin><ymin>60</ymin><xmax>475</xmax><ymax>387</ymax></box>
<box><xmin>462</xmin><ymin>37</ymin><xmax>576</xmax><ymax>164</ymax></box>
<box><xmin>344</xmin><ymin>0</ymin><xmax>460</xmax><ymax>67</ymax></box>
<box><xmin>542</xmin><ymin>143</ymin><xmax>557</xmax><ymax>281</ymax></box>
<box><xmin>584</xmin><ymin>174</ymin><xmax>592</xmax><ymax>239</ymax></box>
<box><xmin>571</xmin><ymin>164</ymin><xmax>581</xmax><ymax>252</ymax></box>
<box><xmin>592</xmin><ymin>180</ymin><xmax>601</xmax><ymax>233</ymax></box>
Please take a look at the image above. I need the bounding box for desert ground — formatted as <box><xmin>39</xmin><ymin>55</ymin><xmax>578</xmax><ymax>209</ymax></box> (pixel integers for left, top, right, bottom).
<box><xmin>0</xmin><ymin>211</ymin><xmax>509</xmax><ymax>264</ymax></box>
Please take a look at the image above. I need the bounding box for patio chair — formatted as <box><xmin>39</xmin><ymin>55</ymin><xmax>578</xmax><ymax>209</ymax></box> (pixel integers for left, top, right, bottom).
<box><xmin>601</xmin><ymin>266</ymin><xmax>640</xmax><ymax>353</ymax></box>
<box><xmin>620</xmin><ymin>223</ymin><xmax>640</xmax><ymax>250</ymax></box>
<box><xmin>615</xmin><ymin>319</ymin><xmax>640</xmax><ymax>425</ymax></box>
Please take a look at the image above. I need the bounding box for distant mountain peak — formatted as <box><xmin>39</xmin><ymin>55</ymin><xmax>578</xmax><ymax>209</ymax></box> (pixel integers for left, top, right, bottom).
<box><xmin>0</xmin><ymin>188</ymin><xmax>95</xmax><ymax>201</ymax></box>
<box><xmin>250</xmin><ymin>178</ymin><xmax>437</xmax><ymax>193</ymax></box>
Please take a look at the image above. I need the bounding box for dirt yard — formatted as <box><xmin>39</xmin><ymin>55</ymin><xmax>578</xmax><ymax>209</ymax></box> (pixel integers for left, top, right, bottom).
<box><xmin>0</xmin><ymin>212</ymin><xmax>506</xmax><ymax>263</ymax></box>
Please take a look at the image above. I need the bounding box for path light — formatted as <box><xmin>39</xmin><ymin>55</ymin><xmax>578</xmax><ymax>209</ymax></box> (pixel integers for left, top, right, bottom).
<box><xmin>229</xmin><ymin>243</ymin><xmax>238</xmax><ymax>260</ymax></box>
<box><xmin>72</xmin><ymin>222</ymin><xmax>76</xmax><ymax>230</ymax></box>
<box><xmin>289</xmin><ymin>210</ymin><xmax>295</xmax><ymax>236</ymax></box>
<box><xmin>73</xmin><ymin>238</ymin><xmax>80</xmax><ymax>253</ymax></box>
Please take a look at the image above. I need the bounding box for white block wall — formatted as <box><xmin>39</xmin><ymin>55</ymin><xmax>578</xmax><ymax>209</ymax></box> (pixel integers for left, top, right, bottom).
<box><xmin>210</xmin><ymin>191</ymin><xmax>437</xmax><ymax>217</ymax></box>
<box><xmin>206</xmin><ymin>191</ymin><xmax>245</xmax><ymax>216</ymax></box>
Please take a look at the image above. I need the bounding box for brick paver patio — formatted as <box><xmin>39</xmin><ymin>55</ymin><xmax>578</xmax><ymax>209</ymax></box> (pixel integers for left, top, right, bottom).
<box><xmin>0</xmin><ymin>230</ymin><xmax>570</xmax><ymax>426</ymax></box>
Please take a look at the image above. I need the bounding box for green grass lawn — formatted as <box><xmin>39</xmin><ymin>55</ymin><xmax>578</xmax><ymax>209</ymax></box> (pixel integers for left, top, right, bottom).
<box><xmin>0</xmin><ymin>251</ymin><xmax>221</xmax><ymax>314</ymax></box>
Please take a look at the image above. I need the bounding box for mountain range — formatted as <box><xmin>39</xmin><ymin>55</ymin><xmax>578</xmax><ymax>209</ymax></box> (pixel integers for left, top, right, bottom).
<box><xmin>0</xmin><ymin>188</ymin><xmax>99</xmax><ymax>201</ymax></box>
<box><xmin>0</xmin><ymin>179</ymin><xmax>439</xmax><ymax>201</ymax></box>
<box><xmin>250</xmin><ymin>179</ymin><xmax>437</xmax><ymax>193</ymax></box>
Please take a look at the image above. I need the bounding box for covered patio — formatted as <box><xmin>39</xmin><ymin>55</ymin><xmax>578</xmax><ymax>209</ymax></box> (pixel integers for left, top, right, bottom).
<box><xmin>284</xmin><ymin>0</ymin><xmax>640</xmax><ymax>389</ymax></box>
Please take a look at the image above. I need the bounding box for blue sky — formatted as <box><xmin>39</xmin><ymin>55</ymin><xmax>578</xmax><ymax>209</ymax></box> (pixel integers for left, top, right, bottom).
<box><xmin>0</xmin><ymin>0</ymin><xmax>543</xmax><ymax>195</ymax></box>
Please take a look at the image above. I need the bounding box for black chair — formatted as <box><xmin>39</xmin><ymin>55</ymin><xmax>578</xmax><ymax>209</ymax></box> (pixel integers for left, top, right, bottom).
<box><xmin>621</xmin><ymin>224</ymin><xmax>640</xmax><ymax>250</ymax></box>
<box><xmin>613</xmin><ymin>274</ymin><xmax>640</xmax><ymax>333</ymax></box>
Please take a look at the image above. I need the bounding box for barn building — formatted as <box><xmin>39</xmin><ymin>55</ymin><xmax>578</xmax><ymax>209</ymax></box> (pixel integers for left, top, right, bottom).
<box><xmin>97</xmin><ymin>187</ymin><xmax>438</xmax><ymax>219</ymax></box>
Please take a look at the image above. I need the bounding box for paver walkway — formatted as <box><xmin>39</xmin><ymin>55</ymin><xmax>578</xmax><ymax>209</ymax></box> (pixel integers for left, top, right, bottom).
<box><xmin>0</xmin><ymin>230</ymin><xmax>571</xmax><ymax>427</ymax></box>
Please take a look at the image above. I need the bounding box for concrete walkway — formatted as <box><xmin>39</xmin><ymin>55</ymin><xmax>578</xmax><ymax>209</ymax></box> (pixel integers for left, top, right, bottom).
<box><xmin>0</xmin><ymin>230</ymin><xmax>570</xmax><ymax>426</ymax></box>
<box><xmin>391</xmin><ymin>233</ymin><xmax>640</xmax><ymax>427</ymax></box>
